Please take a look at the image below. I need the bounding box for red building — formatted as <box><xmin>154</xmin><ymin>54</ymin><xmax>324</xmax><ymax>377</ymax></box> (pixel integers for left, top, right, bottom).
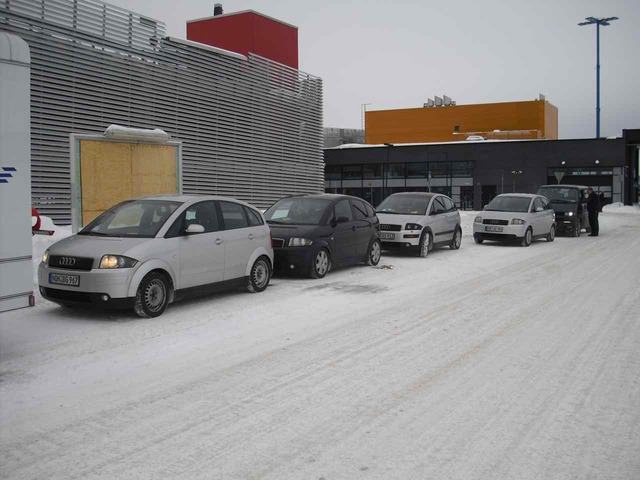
<box><xmin>187</xmin><ymin>5</ymin><xmax>298</xmax><ymax>69</ymax></box>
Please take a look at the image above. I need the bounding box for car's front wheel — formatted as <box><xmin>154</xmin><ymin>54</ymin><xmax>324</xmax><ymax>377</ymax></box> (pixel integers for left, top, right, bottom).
<box><xmin>310</xmin><ymin>248</ymin><xmax>331</xmax><ymax>279</ymax></box>
<box><xmin>418</xmin><ymin>231</ymin><xmax>432</xmax><ymax>258</ymax></box>
<box><xmin>474</xmin><ymin>236</ymin><xmax>484</xmax><ymax>244</ymax></box>
<box><xmin>366</xmin><ymin>239</ymin><xmax>382</xmax><ymax>266</ymax></box>
<box><xmin>134</xmin><ymin>272</ymin><xmax>170</xmax><ymax>318</ymax></box>
<box><xmin>247</xmin><ymin>256</ymin><xmax>271</xmax><ymax>293</ymax></box>
<box><xmin>521</xmin><ymin>227</ymin><xmax>533</xmax><ymax>247</ymax></box>
<box><xmin>572</xmin><ymin>219</ymin><xmax>581</xmax><ymax>237</ymax></box>
<box><xmin>546</xmin><ymin>224</ymin><xmax>556</xmax><ymax>242</ymax></box>
<box><xmin>450</xmin><ymin>228</ymin><xmax>462</xmax><ymax>250</ymax></box>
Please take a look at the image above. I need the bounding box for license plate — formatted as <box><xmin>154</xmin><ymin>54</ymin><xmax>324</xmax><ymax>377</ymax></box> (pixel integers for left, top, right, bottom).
<box><xmin>485</xmin><ymin>226</ymin><xmax>503</xmax><ymax>232</ymax></box>
<box><xmin>380</xmin><ymin>232</ymin><xmax>395</xmax><ymax>240</ymax></box>
<box><xmin>49</xmin><ymin>273</ymin><xmax>80</xmax><ymax>287</ymax></box>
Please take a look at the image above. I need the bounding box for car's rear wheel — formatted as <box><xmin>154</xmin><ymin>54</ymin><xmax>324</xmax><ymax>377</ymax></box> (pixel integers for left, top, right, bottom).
<box><xmin>247</xmin><ymin>256</ymin><xmax>271</xmax><ymax>293</ymax></box>
<box><xmin>310</xmin><ymin>249</ymin><xmax>331</xmax><ymax>279</ymax></box>
<box><xmin>521</xmin><ymin>227</ymin><xmax>533</xmax><ymax>247</ymax></box>
<box><xmin>366</xmin><ymin>239</ymin><xmax>382</xmax><ymax>266</ymax></box>
<box><xmin>418</xmin><ymin>231</ymin><xmax>432</xmax><ymax>258</ymax></box>
<box><xmin>134</xmin><ymin>272</ymin><xmax>170</xmax><ymax>318</ymax></box>
<box><xmin>450</xmin><ymin>228</ymin><xmax>462</xmax><ymax>250</ymax></box>
<box><xmin>546</xmin><ymin>224</ymin><xmax>556</xmax><ymax>242</ymax></box>
<box><xmin>572</xmin><ymin>219</ymin><xmax>581</xmax><ymax>237</ymax></box>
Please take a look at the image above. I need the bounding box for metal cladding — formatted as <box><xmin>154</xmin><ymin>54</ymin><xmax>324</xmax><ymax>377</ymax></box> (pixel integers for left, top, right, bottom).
<box><xmin>0</xmin><ymin>0</ymin><xmax>324</xmax><ymax>223</ymax></box>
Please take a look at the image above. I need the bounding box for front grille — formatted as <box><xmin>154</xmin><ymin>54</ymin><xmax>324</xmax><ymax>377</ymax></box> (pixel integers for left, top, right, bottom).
<box><xmin>380</xmin><ymin>224</ymin><xmax>402</xmax><ymax>232</ymax></box>
<box><xmin>49</xmin><ymin>255</ymin><xmax>94</xmax><ymax>271</ymax></box>
<box><xmin>482</xmin><ymin>219</ymin><xmax>509</xmax><ymax>226</ymax></box>
<box><xmin>272</xmin><ymin>238</ymin><xmax>285</xmax><ymax>249</ymax></box>
<box><xmin>43</xmin><ymin>288</ymin><xmax>92</xmax><ymax>303</ymax></box>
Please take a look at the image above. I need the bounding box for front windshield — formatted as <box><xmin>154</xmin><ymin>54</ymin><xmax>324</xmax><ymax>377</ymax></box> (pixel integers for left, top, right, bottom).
<box><xmin>537</xmin><ymin>187</ymin><xmax>579</xmax><ymax>204</ymax></box>
<box><xmin>376</xmin><ymin>194</ymin><xmax>431</xmax><ymax>215</ymax></box>
<box><xmin>264</xmin><ymin>198</ymin><xmax>331</xmax><ymax>225</ymax></box>
<box><xmin>485</xmin><ymin>196</ymin><xmax>532</xmax><ymax>213</ymax></box>
<box><xmin>79</xmin><ymin>200</ymin><xmax>182</xmax><ymax>238</ymax></box>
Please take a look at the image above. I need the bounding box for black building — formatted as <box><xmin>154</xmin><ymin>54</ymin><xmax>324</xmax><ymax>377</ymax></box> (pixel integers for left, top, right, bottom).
<box><xmin>324</xmin><ymin>129</ymin><xmax>640</xmax><ymax>209</ymax></box>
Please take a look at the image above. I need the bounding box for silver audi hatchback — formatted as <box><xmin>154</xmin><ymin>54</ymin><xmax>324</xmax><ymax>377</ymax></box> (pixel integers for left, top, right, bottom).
<box><xmin>38</xmin><ymin>195</ymin><xmax>274</xmax><ymax>318</ymax></box>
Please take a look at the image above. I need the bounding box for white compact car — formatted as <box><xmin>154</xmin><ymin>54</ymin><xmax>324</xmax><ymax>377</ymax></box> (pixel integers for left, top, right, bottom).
<box><xmin>473</xmin><ymin>193</ymin><xmax>555</xmax><ymax>247</ymax></box>
<box><xmin>376</xmin><ymin>192</ymin><xmax>462</xmax><ymax>257</ymax></box>
<box><xmin>39</xmin><ymin>195</ymin><xmax>273</xmax><ymax>318</ymax></box>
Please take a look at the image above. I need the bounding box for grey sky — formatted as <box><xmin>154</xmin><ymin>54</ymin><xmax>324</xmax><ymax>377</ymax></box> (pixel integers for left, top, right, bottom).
<box><xmin>108</xmin><ymin>0</ymin><xmax>639</xmax><ymax>139</ymax></box>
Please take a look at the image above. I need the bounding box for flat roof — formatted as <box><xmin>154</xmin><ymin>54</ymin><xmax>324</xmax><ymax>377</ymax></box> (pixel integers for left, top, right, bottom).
<box><xmin>187</xmin><ymin>10</ymin><xmax>298</xmax><ymax>30</ymax></box>
<box><xmin>325</xmin><ymin>136</ymin><xmax>622</xmax><ymax>151</ymax></box>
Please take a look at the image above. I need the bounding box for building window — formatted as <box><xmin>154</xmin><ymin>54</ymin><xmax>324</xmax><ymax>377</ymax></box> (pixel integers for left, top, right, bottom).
<box><xmin>429</xmin><ymin>162</ymin><xmax>449</xmax><ymax>178</ymax></box>
<box><xmin>406</xmin><ymin>162</ymin><xmax>428</xmax><ymax>178</ymax></box>
<box><xmin>342</xmin><ymin>165</ymin><xmax>362</xmax><ymax>179</ymax></box>
<box><xmin>451</xmin><ymin>161</ymin><xmax>473</xmax><ymax>177</ymax></box>
<box><xmin>453</xmin><ymin>125</ymin><xmax>460</xmax><ymax>133</ymax></box>
<box><xmin>386</xmin><ymin>163</ymin><xmax>405</xmax><ymax>178</ymax></box>
<box><xmin>326</xmin><ymin>164</ymin><xmax>341</xmax><ymax>180</ymax></box>
<box><xmin>363</xmin><ymin>164</ymin><xmax>382</xmax><ymax>179</ymax></box>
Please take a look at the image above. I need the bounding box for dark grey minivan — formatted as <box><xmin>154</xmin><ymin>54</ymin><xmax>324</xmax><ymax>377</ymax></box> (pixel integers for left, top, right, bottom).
<box><xmin>536</xmin><ymin>185</ymin><xmax>590</xmax><ymax>237</ymax></box>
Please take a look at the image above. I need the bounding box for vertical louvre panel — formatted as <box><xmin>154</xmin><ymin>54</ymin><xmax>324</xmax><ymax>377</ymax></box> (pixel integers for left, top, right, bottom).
<box><xmin>0</xmin><ymin>0</ymin><xmax>324</xmax><ymax>224</ymax></box>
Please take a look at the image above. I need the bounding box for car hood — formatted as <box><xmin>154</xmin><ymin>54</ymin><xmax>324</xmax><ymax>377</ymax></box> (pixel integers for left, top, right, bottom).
<box><xmin>48</xmin><ymin>234</ymin><xmax>150</xmax><ymax>258</ymax></box>
<box><xmin>547</xmin><ymin>202</ymin><xmax>578</xmax><ymax>213</ymax></box>
<box><xmin>377</xmin><ymin>213</ymin><xmax>425</xmax><ymax>225</ymax></box>
<box><xmin>479</xmin><ymin>211</ymin><xmax>530</xmax><ymax>221</ymax></box>
<box><xmin>268</xmin><ymin>224</ymin><xmax>329</xmax><ymax>240</ymax></box>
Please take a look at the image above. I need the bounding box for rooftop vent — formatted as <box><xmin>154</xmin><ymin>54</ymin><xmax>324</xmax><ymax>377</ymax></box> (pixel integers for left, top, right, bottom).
<box><xmin>214</xmin><ymin>3</ymin><xmax>223</xmax><ymax>16</ymax></box>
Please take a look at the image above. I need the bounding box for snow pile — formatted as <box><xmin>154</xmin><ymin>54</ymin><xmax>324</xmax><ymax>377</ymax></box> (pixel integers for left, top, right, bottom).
<box><xmin>603</xmin><ymin>203</ymin><xmax>640</xmax><ymax>214</ymax></box>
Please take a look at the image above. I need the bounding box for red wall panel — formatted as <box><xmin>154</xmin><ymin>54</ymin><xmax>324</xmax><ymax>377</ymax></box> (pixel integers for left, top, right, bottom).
<box><xmin>187</xmin><ymin>12</ymin><xmax>298</xmax><ymax>69</ymax></box>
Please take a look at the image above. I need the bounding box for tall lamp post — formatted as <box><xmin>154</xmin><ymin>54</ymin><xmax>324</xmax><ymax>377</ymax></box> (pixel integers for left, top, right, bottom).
<box><xmin>511</xmin><ymin>170</ymin><xmax>523</xmax><ymax>192</ymax></box>
<box><xmin>384</xmin><ymin>143</ymin><xmax>393</xmax><ymax>199</ymax></box>
<box><xmin>578</xmin><ymin>16</ymin><xmax>618</xmax><ymax>139</ymax></box>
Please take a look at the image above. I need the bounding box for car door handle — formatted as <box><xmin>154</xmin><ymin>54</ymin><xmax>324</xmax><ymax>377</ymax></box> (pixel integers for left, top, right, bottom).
<box><xmin>352</xmin><ymin>226</ymin><xmax>356</xmax><ymax>231</ymax></box>
<box><xmin>248</xmin><ymin>233</ymin><xmax>255</xmax><ymax>240</ymax></box>
<box><xmin>215</xmin><ymin>239</ymin><xmax>223</xmax><ymax>245</ymax></box>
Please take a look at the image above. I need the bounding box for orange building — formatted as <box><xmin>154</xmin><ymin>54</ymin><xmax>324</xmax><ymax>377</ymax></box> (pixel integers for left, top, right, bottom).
<box><xmin>365</xmin><ymin>99</ymin><xmax>558</xmax><ymax>144</ymax></box>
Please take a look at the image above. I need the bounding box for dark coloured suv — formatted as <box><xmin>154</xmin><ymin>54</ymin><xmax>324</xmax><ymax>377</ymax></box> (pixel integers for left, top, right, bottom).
<box><xmin>536</xmin><ymin>184</ymin><xmax>590</xmax><ymax>237</ymax></box>
<box><xmin>264</xmin><ymin>194</ymin><xmax>381</xmax><ymax>278</ymax></box>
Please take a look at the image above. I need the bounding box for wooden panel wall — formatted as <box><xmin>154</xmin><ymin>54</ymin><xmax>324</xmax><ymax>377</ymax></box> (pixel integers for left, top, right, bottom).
<box><xmin>365</xmin><ymin>100</ymin><xmax>557</xmax><ymax>144</ymax></box>
<box><xmin>79</xmin><ymin>140</ymin><xmax>177</xmax><ymax>226</ymax></box>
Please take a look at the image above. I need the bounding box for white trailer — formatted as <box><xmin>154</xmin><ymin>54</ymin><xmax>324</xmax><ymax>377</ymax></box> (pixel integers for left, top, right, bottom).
<box><xmin>0</xmin><ymin>32</ymin><xmax>34</xmax><ymax>313</ymax></box>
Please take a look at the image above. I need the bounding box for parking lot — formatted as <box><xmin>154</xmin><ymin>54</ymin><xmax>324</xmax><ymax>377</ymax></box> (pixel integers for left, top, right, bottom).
<box><xmin>1</xmin><ymin>206</ymin><xmax>640</xmax><ymax>479</ymax></box>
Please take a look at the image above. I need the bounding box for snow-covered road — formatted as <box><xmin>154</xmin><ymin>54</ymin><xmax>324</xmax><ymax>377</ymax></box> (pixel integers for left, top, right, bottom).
<box><xmin>2</xmin><ymin>208</ymin><xmax>640</xmax><ymax>479</ymax></box>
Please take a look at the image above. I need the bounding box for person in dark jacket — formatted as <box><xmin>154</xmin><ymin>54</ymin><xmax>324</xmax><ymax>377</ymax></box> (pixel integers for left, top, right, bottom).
<box><xmin>586</xmin><ymin>187</ymin><xmax>600</xmax><ymax>236</ymax></box>
<box><xmin>598</xmin><ymin>192</ymin><xmax>605</xmax><ymax>212</ymax></box>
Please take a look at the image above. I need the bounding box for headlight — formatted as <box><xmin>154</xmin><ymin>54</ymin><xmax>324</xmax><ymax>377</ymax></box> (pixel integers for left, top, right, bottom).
<box><xmin>511</xmin><ymin>218</ymin><xmax>526</xmax><ymax>225</ymax></box>
<box><xmin>474</xmin><ymin>216</ymin><xmax>483</xmax><ymax>224</ymax></box>
<box><xmin>42</xmin><ymin>249</ymin><xmax>50</xmax><ymax>264</ymax></box>
<box><xmin>288</xmin><ymin>237</ymin><xmax>313</xmax><ymax>247</ymax></box>
<box><xmin>99</xmin><ymin>255</ymin><xmax>138</xmax><ymax>269</ymax></box>
<box><xmin>404</xmin><ymin>223</ymin><xmax>423</xmax><ymax>231</ymax></box>
<box><xmin>566</xmin><ymin>212</ymin><xmax>574</xmax><ymax>217</ymax></box>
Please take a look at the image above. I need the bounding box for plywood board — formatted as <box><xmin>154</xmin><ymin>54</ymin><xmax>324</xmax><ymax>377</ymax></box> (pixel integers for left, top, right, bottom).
<box><xmin>131</xmin><ymin>144</ymin><xmax>177</xmax><ymax>196</ymax></box>
<box><xmin>80</xmin><ymin>140</ymin><xmax>132</xmax><ymax>225</ymax></box>
<box><xmin>78</xmin><ymin>139</ymin><xmax>179</xmax><ymax>227</ymax></box>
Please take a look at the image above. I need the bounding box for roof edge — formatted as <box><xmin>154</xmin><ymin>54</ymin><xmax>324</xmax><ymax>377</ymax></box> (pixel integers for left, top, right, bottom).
<box><xmin>187</xmin><ymin>10</ymin><xmax>298</xmax><ymax>30</ymax></box>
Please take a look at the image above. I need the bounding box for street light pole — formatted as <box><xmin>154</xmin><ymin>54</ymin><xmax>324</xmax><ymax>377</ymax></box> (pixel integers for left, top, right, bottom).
<box><xmin>578</xmin><ymin>16</ymin><xmax>618</xmax><ymax>139</ymax></box>
<box><xmin>511</xmin><ymin>170</ymin><xmax>523</xmax><ymax>193</ymax></box>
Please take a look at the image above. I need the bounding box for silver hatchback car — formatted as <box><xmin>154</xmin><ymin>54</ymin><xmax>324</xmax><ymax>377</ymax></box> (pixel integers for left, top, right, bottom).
<box><xmin>39</xmin><ymin>195</ymin><xmax>274</xmax><ymax>317</ymax></box>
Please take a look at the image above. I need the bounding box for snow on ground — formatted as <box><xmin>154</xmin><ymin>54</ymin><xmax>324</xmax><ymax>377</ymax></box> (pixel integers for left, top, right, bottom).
<box><xmin>1</xmin><ymin>209</ymin><xmax>640</xmax><ymax>479</ymax></box>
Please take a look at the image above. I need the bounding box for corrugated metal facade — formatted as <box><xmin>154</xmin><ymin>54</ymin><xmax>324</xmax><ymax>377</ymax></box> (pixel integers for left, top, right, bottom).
<box><xmin>0</xmin><ymin>0</ymin><xmax>324</xmax><ymax>223</ymax></box>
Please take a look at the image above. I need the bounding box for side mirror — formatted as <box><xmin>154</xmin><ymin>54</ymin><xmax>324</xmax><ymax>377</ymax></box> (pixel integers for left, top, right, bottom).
<box><xmin>336</xmin><ymin>216</ymin><xmax>349</xmax><ymax>224</ymax></box>
<box><xmin>535</xmin><ymin>207</ymin><xmax>544</xmax><ymax>213</ymax></box>
<box><xmin>186</xmin><ymin>224</ymin><xmax>205</xmax><ymax>234</ymax></box>
<box><xmin>483</xmin><ymin>205</ymin><xmax>488</xmax><ymax>211</ymax></box>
